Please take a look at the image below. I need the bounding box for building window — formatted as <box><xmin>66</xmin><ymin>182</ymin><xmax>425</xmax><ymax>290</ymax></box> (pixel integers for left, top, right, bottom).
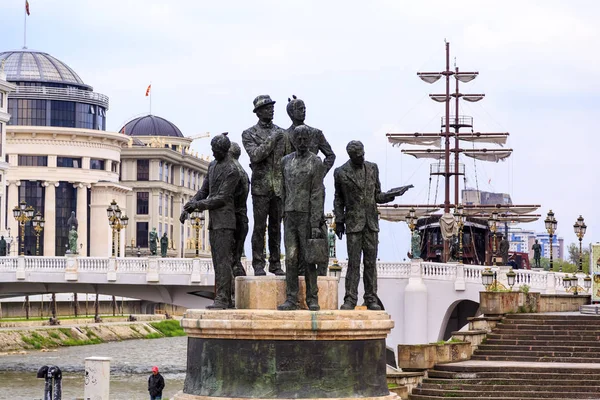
<box><xmin>0</xmin><ymin>92</ymin><xmax>3</xmax><ymax>108</ymax></box>
<box><xmin>181</xmin><ymin>167</ymin><xmax>184</xmax><ymax>186</ymax></box>
<box><xmin>170</xmin><ymin>196</ymin><xmax>174</xmax><ymax>218</ymax></box>
<box><xmin>171</xmin><ymin>166</ymin><xmax>175</xmax><ymax>185</ymax></box>
<box><xmin>12</xmin><ymin>99</ymin><xmax>47</xmax><ymax>126</ymax></box>
<box><xmin>165</xmin><ymin>194</ymin><xmax>169</xmax><ymax>218</ymax></box>
<box><xmin>57</xmin><ymin>157</ymin><xmax>82</xmax><ymax>168</ymax></box>
<box><xmin>18</xmin><ymin>180</ymin><xmax>45</xmax><ymax>255</ymax></box>
<box><xmin>159</xmin><ymin>161</ymin><xmax>163</xmax><ymax>181</ymax></box>
<box><xmin>159</xmin><ymin>193</ymin><xmax>163</xmax><ymax>216</ymax></box>
<box><xmin>90</xmin><ymin>159</ymin><xmax>105</xmax><ymax>170</ymax></box>
<box><xmin>50</xmin><ymin>100</ymin><xmax>76</xmax><ymax>128</ymax></box>
<box><xmin>165</xmin><ymin>163</ymin><xmax>169</xmax><ymax>183</ymax></box>
<box><xmin>164</xmin><ymin>223</ymin><xmax>168</xmax><ymax>239</ymax></box>
<box><xmin>137</xmin><ymin>160</ymin><xmax>149</xmax><ymax>181</ymax></box>
<box><xmin>188</xmin><ymin>170</ymin><xmax>191</xmax><ymax>188</ymax></box>
<box><xmin>76</xmin><ymin>103</ymin><xmax>95</xmax><ymax>129</ymax></box>
<box><xmin>193</xmin><ymin>172</ymin><xmax>196</xmax><ymax>190</ymax></box>
<box><xmin>111</xmin><ymin>161</ymin><xmax>118</xmax><ymax>173</ymax></box>
<box><xmin>136</xmin><ymin>222</ymin><xmax>149</xmax><ymax>248</ymax></box>
<box><xmin>137</xmin><ymin>192</ymin><xmax>149</xmax><ymax>215</ymax></box>
<box><xmin>18</xmin><ymin>155</ymin><xmax>48</xmax><ymax>166</ymax></box>
<box><xmin>158</xmin><ymin>224</ymin><xmax>162</xmax><ymax>237</ymax></box>
<box><xmin>55</xmin><ymin>182</ymin><xmax>77</xmax><ymax>256</ymax></box>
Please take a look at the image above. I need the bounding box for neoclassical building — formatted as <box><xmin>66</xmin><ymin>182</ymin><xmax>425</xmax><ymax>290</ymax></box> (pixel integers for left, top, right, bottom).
<box><xmin>119</xmin><ymin>115</ymin><xmax>209</xmax><ymax>258</ymax></box>
<box><xmin>0</xmin><ymin>49</ymin><xmax>210</xmax><ymax>257</ymax></box>
<box><xmin>0</xmin><ymin>68</ymin><xmax>16</xmax><ymax>241</ymax></box>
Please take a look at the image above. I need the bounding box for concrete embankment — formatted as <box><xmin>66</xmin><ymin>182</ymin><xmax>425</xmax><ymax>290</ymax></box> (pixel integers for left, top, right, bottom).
<box><xmin>0</xmin><ymin>316</ymin><xmax>184</xmax><ymax>353</ymax></box>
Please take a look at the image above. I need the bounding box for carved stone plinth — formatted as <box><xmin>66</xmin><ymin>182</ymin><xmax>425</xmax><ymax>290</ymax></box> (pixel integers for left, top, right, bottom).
<box><xmin>235</xmin><ymin>276</ymin><xmax>339</xmax><ymax>310</ymax></box>
<box><xmin>175</xmin><ymin>310</ymin><xmax>396</xmax><ymax>400</ymax></box>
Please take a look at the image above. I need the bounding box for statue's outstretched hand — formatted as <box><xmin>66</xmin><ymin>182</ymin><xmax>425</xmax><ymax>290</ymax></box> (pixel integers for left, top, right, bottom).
<box><xmin>335</xmin><ymin>223</ymin><xmax>345</xmax><ymax>240</ymax></box>
<box><xmin>183</xmin><ymin>201</ymin><xmax>197</xmax><ymax>213</ymax></box>
<box><xmin>179</xmin><ymin>211</ymin><xmax>188</xmax><ymax>224</ymax></box>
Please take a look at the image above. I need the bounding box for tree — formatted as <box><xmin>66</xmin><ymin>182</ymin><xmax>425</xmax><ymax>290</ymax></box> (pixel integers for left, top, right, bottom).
<box><xmin>567</xmin><ymin>242</ymin><xmax>590</xmax><ymax>271</ymax></box>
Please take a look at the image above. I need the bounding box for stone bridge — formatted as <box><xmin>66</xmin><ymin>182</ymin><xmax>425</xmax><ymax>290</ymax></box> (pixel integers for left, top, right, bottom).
<box><xmin>0</xmin><ymin>256</ymin><xmax>582</xmax><ymax>347</ymax></box>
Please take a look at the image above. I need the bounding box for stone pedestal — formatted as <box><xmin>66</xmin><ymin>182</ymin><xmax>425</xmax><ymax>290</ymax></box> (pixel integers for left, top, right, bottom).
<box><xmin>64</xmin><ymin>254</ymin><xmax>78</xmax><ymax>281</ymax></box>
<box><xmin>175</xmin><ymin>309</ymin><xmax>395</xmax><ymax>400</ymax></box>
<box><xmin>235</xmin><ymin>276</ymin><xmax>339</xmax><ymax>310</ymax></box>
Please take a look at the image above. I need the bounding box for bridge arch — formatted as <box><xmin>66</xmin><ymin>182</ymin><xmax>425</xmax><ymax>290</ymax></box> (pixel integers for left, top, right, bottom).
<box><xmin>438</xmin><ymin>298</ymin><xmax>480</xmax><ymax>341</ymax></box>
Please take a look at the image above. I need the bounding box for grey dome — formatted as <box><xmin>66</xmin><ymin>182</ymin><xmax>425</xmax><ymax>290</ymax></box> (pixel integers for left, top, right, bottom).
<box><xmin>120</xmin><ymin>115</ymin><xmax>184</xmax><ymax>138</ymax></box>
<box><xmin>0</xmin><ymin>50</ymin><xmax>91</xmax><ymax>90</ymax></box>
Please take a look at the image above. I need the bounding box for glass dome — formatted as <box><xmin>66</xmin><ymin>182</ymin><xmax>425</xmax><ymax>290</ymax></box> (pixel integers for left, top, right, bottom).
<box><xmin>0</xmin><ymin>49</ymin><xmax>91</xmax><ymax>90</ymax></box>
<box><xmin>120</xmin><ymin>115</ymin><xmax>184</xmax><ymax>138</ymax></box>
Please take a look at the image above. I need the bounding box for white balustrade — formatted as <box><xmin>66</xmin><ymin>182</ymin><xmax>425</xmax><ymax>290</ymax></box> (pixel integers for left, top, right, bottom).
<box><xmin>159</xmin><ymin>258</ymin><xmax>193</xmax><ymax>273</ymax></box>
<box><xmin>78</xmin><ymin>257</ymin><xmax>109</xmax><ymax>272</ymax></box>
<box><xmin>24</xmin><ymin>256</ymin><xmax>66</xmax><ymax>270</ymax></box>
<box><xmin>116</xmin><ymin>258</ymin><xmax>148</xmax><ymax>273</ymax></box>
<box><xmin>421</xmin><ymin>262</ymin><xmax>456</xmax><ymax>280</ymax></box>
<box><xmin>0</xmin><ymin>257</ymin><xmax>18</xmax><ymax>271</ymax></box>
<box><xmin>463</xmin><ymin>265</ymin><xmax>486</xmax><ymax>282</ymax></box>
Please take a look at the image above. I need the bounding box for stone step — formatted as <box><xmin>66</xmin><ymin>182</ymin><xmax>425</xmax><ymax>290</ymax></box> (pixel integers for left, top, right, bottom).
<box><xmin>410</xmin><ymin>396</ymin><xmax>582</xmax><ymax>400</ymax></box>
<box><xmin>483</xmin><ymin>338</ymin><xmax>600</xmax><ymax>347</ymax></box>
<box><xmin>419</xmin><ymin>383</ymin><xmax>600</xmax><ymax>393</ymax></box>
<box><xmin>411</xmin><ymin>388</ymin><xmax>600</xmax><ymax>398</ymax></box>
<box><xmin>470</xmin><ymin>354</ymin><xmax>600</xmax><ymax>362</ymax></box>
<box><xmin>434</xmin><ymin>364</ymin><xmax>600</xmax><ymax>374</ymax></box>
<box><xmin>496</xmin><ymin>323</ymin><xmax>600</xmax><ymax>331</ymax></box>
<box><xmin>500</xmin><ymin>318</ymin><xmax>600</xmax><ymax>326</ymax></box>
<box><xmin>424</xmin><ymin>377</ymin><xmax>600</xmax><ymax>386</ymax></box>
<box><xmin>476</xmin><ymin>344</ymin><xmax>600</xmax><ymax>353</ymax></box>
<box><xmin>504</xmin><ymin>314</ymin><xmax>599</xmax><ymax>320</ymax></box>
<box><xmin>486</xmin><ymin>333</ymin><xmax>600</xmax><ymax>341</ymax></box>
<box><xmin>491</xmin><ymin>329</ymin><xmax>600</xmax><ymax>336</ymax></box>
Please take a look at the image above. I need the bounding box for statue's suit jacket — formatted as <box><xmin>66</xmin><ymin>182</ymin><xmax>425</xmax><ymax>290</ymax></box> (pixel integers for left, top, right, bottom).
<box><xmin>242</xmin><ymin>122</ymin><xmax>289</xmax><ymax>198</ymax></box>
<box><xmin>333</xmin><ymin>160</ymin><xmax>392</xmax><ymax>234</ymax></box>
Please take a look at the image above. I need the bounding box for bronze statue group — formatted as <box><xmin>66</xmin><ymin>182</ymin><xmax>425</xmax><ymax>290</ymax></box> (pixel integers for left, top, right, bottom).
<box><xmin>180</xmin><ymin>95</ymin><xmax>411</xmax><ymax>310</ymax></box>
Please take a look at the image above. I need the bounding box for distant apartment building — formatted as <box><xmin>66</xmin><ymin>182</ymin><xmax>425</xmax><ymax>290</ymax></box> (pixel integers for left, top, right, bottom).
<box><xmin>505</xmin><ymin>227</ymin><xmax>563</xmax><ymax>261</ymax></box>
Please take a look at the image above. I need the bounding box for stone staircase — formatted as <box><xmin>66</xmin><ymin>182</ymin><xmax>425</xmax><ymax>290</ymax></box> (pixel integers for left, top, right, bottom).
<box><xmin>409</xmin><ymin>314</ymin><xmax>600</xmax><ymax>399</ymax></box>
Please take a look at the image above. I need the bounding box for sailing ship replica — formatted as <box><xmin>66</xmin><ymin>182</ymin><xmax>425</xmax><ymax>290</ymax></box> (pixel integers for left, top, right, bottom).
<box><xmin>379</xmin><ymin>42</ymin><xmax>540</xmax><ymax>265</ymax></box>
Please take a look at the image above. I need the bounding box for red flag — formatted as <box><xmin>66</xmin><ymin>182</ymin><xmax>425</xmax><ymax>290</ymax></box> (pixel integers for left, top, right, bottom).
<box><xmin>145</xmin><ymin>84</ymin><xmax>151</xmax><ymax>97</ymax></box>
<box><xmin>25</xmin><ymin>0</ymin><xmax>30</xmax><ymax>16</ymax></box>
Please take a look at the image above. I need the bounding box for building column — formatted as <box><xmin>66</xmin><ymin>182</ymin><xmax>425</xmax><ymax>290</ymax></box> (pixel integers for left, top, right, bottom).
<box><xmin>43</xmin><ymin>181</ymin><xmax>58</xmax><ymax>256</ymax></box>
<box><xmin>7</xmin><ymin>181</ymin><xmax>20</xmax><ymax>253</ymax></box>
<box><xmin>174</xmin><ymin>195</ymin><xmax>182</xmax><ymax>257</ymax></box>
<box><xmin>75</xmin><ymin>183</ymin><xmax>90</xmax><ymax>256</ymax></box>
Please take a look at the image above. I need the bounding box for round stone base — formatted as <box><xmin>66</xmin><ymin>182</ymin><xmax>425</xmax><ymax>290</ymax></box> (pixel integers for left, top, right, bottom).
<box><xmin>179</xmin><ymin>310</ymin><xmax>394</xmax><ymax>399</ymax></box>
<box><xmin>174</xmin><ymin>393</ymin><xmax>399</xmax><ymax>400</ymax></box>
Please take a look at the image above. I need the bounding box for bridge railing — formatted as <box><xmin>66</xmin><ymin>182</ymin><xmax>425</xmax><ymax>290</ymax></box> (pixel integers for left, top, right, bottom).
<box><xmin>0</xmin><ymin>256</ymin><xmax>589</xmax><ymax>295</ymax></box>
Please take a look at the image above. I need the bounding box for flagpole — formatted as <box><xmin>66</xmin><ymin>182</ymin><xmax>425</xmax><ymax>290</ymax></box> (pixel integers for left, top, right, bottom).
<box><xmin>149</xmin><ymin>81</ymin><xmax>152</xmax><ymax>115</ymax></box>
<box><xmin>23</xmin><ymin>0</ymin><xmax>27</xmax><ymax>49</ymax></box>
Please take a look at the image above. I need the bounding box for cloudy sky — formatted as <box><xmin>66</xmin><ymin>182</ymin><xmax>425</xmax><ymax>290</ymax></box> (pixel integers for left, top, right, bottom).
<box><xmin>1</xmin><ymin>0</ymin><xmax>599</xmax><ymax>261</ymax></box>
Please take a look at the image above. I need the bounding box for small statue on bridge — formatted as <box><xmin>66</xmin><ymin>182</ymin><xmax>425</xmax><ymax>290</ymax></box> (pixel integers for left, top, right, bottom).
<box><xmin>328</xmin><ymin>226</ymin><xmax>336</xmax><ymax>258</ymax></box>
<box><xmin>410</xmin><ymin>230</ymin><xmax>422</xmax><ymax>259</ymax></box>
<box><xmin>67</xmin><ymin>211</ymin><xmax>78</xmax><ymax>231</ymax></box>
<box><xmin>149</xmin><ymin>228</ymin><xmax>159</xmax><ymax>256</ymax></box>
<box><xmin>448</xmin><ymin>234</ymin><xmax>459</xmax><ymax>262</ymax></box>
<box><xmin>532</xmin><ymin>239</ymin><xmax>542</xmax><ymax>268</ymax></box>
<box><xmin>499</xmin><ymin>237</ymin><xmax>510</xmax><ymax>265</ymax></box>
<box><xmin>68</xmin><ymin>227</ymin><xmax>78</xmax><ymax>254</ymax></box>
<box><xmin>160</xmin><ymin>233</ymin><xmax>169</xmax><ymax>257</ymax></box>
<box><xmin>0</xmin><ymin>236</ymin><xmax>6</xmax><ymax>256</ymax></box>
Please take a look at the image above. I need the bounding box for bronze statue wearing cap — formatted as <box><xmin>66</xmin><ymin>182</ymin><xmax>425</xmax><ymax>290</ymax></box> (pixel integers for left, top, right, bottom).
<box><xmin>242</xmin><ymin>95</ymin><xmax>290</xmax><ymax>276</ymax></box>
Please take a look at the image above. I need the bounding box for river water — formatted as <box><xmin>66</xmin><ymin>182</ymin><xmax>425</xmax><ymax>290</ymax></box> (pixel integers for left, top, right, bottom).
<box><xmin>0</xmin><ymin>336</ymin><xmax>187</xmax><ymax>399</ymax></box>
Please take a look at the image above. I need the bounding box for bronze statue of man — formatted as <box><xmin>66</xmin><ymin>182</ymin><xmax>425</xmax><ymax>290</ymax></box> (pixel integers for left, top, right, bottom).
<box><xmin>229</xmin><ymin>142</ymin><xmax>250</xmax><ymax>277</ymax></box>
<box><xmin>532</xmin><ymin>239</ymin><xmax>542</xmax><ymax>268</ymax></box>
<box><xmin>286</xmin><ymin>96</ymin><xmax>336</xmax><ymax>276</ymax></box>
<box><xmin>334</xmin><ymin>140</ymin><xmax>411</xmax><ymax>310</ymax></box>
<box><xmin>499</xmin><ymin>237</ymin><xmax>510</xmax><ymax>265</ymax></box>
<box><xmin>242</xmin><ymin>95</ymin><xmax>288</xmax><ymax>276</ymax></box>
<box><xmin>182</xmin><ymin>134</ymin><xmax>241</xmax><ymax>309</ymax></box>
<box><xmin>160</xmin><ymin>233</ymin><xmax>169</xmax><ymax>258</ymax></box>
<box><xmin>278</xmin><ymin>126</ymin><xmax>325</xmax><ymax>311</ymax></box>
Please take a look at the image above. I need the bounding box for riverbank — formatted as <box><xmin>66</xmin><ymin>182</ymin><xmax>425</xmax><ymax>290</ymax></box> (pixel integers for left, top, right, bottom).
<box><xmin>0</xmin><ymin>318</ymin><xmax>185</xmax><ymax>353</ymax></box>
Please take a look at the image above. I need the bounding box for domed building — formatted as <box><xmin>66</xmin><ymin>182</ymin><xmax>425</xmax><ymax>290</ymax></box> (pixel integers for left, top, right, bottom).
<box><xmin>119</xmin><ymin>115</ymin><xmax>209</xmax><ymax>258</ymax></box>
<box><xmin>1</xmin><ymin>49</ymin><xmax>129</xmax><ymax>256</ymax></box>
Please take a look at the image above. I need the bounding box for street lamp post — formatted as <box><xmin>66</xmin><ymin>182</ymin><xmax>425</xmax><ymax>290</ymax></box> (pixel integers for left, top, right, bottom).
<box><xmin>454</xmin><ymin>204</ymin><xmax>464</xmax><ymax>264</ymax></box>
<box><xmin>106</xmin><ymin>200</ymin><xmax>129</xmax><ymax>257</ymax></box>
<box><xmin>190</xmin><ymin>210</ymin><xmax>205</xmax><ymax>257</ymax></box>
<box><xmin>487</xmin><ymin>211</ymin><xmax>498</xmax><ymax>266</ymax></box>
<box><xmin>544</xmin><ymin>210</ymin><xmax>558</xmax><ymax>271</ymax></box>
<box><xmin>31</xmin><ymin>212</ymin><xmax>45</xmax><ymax>256</ymax></box>
<box><xmin>13</xmin><ymin>200</ymin><xmax>35</xmax><ymax>255</ymax></box>
<box><xmin>573</xmin><ymin>215</ymin><xmax>587</xmax><ymax>273</ymax></box>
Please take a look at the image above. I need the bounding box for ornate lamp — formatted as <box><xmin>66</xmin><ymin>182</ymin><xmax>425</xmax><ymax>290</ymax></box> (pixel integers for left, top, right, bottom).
<box><xmin>328</xmin><ymin>260</ymin><xmax>342</xmax><ymax>279</ymax></box>
<box><xmin>544</xmin><ymin>210</ymin><xmax>557</xmax><ymax>271</ymax></box>
<box><xmin>454</xmin><ymin>204</ymin><xmax>465</xmax><ymax>263</ymax></box>
<box><xmin>573</xmin><ymin>215</ymin><xmax>586</xmax><ymax>272</ymax></box>
<box><xmin>506</xmin><ymin>268</ymin><xmax>516</xmax><ymax>289</ymax></box>
<box><xmin>488</xmin><ymin>211</ymin><xmax>498</xmax><ymax>266</ymax></box>
<box><xmin>481</xmin><ymin>268</ymin><xmax>495</xmax><ymax>290</ymax></box>
<box><xmin>31</xmin><ymin>212</ymin><xmax>45</xmax><ymax>256</ymax></box>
